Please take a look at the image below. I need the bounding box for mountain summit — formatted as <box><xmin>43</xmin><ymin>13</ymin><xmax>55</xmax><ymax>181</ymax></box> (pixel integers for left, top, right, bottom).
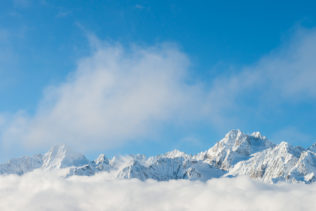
<box><xmin>197</xmin><ymin>129</ymin><xmax>274</xmax><ymax>170</ymax></box>
<box><xmin>42</xmin><ymin>144</ymin><xmax>89</xmax><ymax>169</ymax></box>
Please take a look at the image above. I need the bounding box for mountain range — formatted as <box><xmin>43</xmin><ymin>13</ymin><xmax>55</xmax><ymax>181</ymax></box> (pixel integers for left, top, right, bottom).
<box><xmin>1</xmin><ymin>129</ymin><xmax>316</xmax><ymax>184</ymax></box>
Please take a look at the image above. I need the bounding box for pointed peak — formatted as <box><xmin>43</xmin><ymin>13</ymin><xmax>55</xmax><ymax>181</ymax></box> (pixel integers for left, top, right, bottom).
<box><xmin>274</xmin><ymin>141</ymin><xmax>303</xmax><ymax>156</ymax></box>
<box><xmin>251</xmin><ymin>131</ymin><xmax>266</xmax><ymax>139</ymax></box>
<box><xmin>276</xmin><ymin>141</ymin><xmax>304</xmax><ymax>150</ymax></box>
<box><xmin>218</xmin><ymin>129</ymin><xmax>246</xmax><ymax>147</ymax></box>
<box><xmin>96</xmin><ymin>153</ymin><xmax>106</xmax><ymax>160</ymax></box>
<box><xmin>95</xmin><ymin>154</ymin><xmax>109</xmax><ymax>165</ymax></box>
<box><xmin>47</xmin><ymin>144</ymin><xmax>70</xmax><ymax>154</ymax></box>
<box><xmin>225</xmin><ymin>129</ymin><xmax>243</xmax><ymax>138</ymax></box>
<box><xmin>277</xmin><ymin>141</ymin><xmax>289</xmax><ymax>148</ymax></box>
<box><xmin>167</xmin><ymin>149</ymin><xmax>182</xmax><ymax>154</ymax></box>
<box><xmin>308</xmin><ymin>143</ymin><xmax>316</xmax><ymax>152</ymax></box>
<box><xmin>42</xmin><ymin>144</ymin><xmax>88</xmax><ymax>169</ymax></box>
<box><xmin>220</xmin><ymin>130</ymin><xmax>270</xmax><ymax>146</ymax></box>
<box><xmin>164</xmin><ymin>149</ymin><xmax>188</xmax><ymax>158</ymax></box>
<box><xmin>207</xmin><ymin>129</ymin><xmax>274</xmax><ymax>161</ymax></box>
<box><xmin>224</xmin><ymin>130</ymin><xmax>267</xmax><ymax>140</ymax></box>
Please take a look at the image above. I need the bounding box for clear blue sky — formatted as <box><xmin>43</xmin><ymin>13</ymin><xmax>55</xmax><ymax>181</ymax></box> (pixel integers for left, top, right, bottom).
<box><xmin>0</xmin><ymin>0</ymin><xmax>316</xmax><ymax>160</ymax></box>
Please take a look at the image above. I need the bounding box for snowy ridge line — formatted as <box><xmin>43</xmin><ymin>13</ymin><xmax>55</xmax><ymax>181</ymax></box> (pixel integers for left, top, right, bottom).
<box><xmin>1</xmin><ymin>129</ymin><xmax>316</xmax><ymax>184</ymax></box>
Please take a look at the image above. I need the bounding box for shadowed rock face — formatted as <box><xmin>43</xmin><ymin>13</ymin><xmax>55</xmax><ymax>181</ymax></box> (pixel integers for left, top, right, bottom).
<box><xmin>1</xmin><ymin>130</ymin><xmax>316</xmax><ymax>184</ymax></box>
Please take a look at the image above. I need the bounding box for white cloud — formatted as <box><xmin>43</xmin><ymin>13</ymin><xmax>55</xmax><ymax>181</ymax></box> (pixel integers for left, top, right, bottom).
<box><xmin>2</xmin><ymin>28</ymin><xmax>316</xmax><ymax>153</ymax></box>
<box><xmin>0</xmin><ymin>115</ymin><xmax>6</xmax><ymax>129</ymax></box>
<box><xmin>0</xmin><ymin>171</ymin><xmax>316</xmax><ymax>211</ymax></box>
<box><xmin>205</xmin><ymin>28</ymin><xmax>316</xmax><ymax>129</ymax></box>
<box><xmin>252</xmin><ymin>28</ymin><xmax>316</xmax><ymax>100</ymax></box>
<box><xmin>1</xmin><ymin>42</ymin><xmax>204</xmax><ymax>151</ymax></box>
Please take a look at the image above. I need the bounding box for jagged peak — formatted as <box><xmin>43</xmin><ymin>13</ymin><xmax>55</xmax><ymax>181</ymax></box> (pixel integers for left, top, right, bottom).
<box><xmin>224</xmin><ymin>129</ymin><xmax>267</xmax><ymax>140</ymax></box>
<box><xmin>214</xmin><ymin>129</ymin><xmax>246</xmax><ymax>149</ymax></box>
<box><xmin>251</xmin><ymin>131</ymin><xmax>266</xmax><ymax>139</ymax></box>
<box><xmin>275</xmin><ymin>141</ymin><xmax>304</xmax><ymax>150</ymax></box>
<box><xmin>308</xmin><ymin>143</ymin><xmax>316</xmax><ymax>153</ymax></box>
<box><xmin>109</xmin><ymin>154</ymin><xmax>146</xmax><ymax>167</ymax></box>
<box><xmin>224</xmin><ymin>129</ymin><xmax>244</xmax><ymax>139</ymax></box>
<box><xmin>42</xmin><ymin>144</ymin><xmax>89</xmax><ymax>169</ymax></box>
<box><xmin>274</xmin><ymin>141</ymin><xmax>294</xmax><ymax>151</ymax></box>
<box><xmin>278</xmin><ymin>141</ymin><xmax>289</xmax><ymax>147</ymax></box>
<box><xmin>163</xmin><ymin>149</ymin><xmax>189</xmax><ymax>158</ymax></box>
<box><xmin>44</xmin><ymin>144</ymin><xmax>78</xmax><ymax>160</ymax></box>
<box><xmin>46</xmin><ymin>144</ymin><xmax>69</xmax><ymax>154</ymax></box>
<box><xmin>205</xmin><ymin>130</ymin><xmax>274</xmax><ymax>170</ymax></box>
<box><xmin>218</xmin><ymin>129</ymin><xmax>271</xmax><ymax>149</ymax></box>
<box><xmin>273</xmin><ymin>141</ymin><xmax>304</xmax><ymax>157</ymax></box>
<box><xmin>95</xmin><ymin>154</ymin><xmax>109</xmax><ymax>165</ymax></box>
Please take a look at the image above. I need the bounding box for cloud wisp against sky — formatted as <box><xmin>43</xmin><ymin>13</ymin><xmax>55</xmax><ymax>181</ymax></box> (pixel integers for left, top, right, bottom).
<box><xmin>0</xmin><ymin>171</ymin><xmax>315</xmax><ymax>211</ymax></box>
<box><xmin>0</xmin><ymin>42</ymin><xmax>205</xmax><ymax>152</ymax></box>
<box><xmin>206</xmin><ymin>28</ymin><xmax>316</xmax><ymax>129</ymax></box>
<box><xmin>1</xmin><ymin>28</ymin><xmax>316</xmax><ymax>157</ymax></box>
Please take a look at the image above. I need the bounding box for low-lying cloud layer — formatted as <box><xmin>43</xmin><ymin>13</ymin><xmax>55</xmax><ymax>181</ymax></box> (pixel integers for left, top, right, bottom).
<box><xmin>0</xmin><ymin>171</ymin><xmax>315</xmax><ymax>211</ymax></box>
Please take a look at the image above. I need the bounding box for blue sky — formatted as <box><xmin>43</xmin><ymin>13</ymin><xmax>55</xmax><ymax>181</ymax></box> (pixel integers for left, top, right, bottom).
<box><xmin>0</xmin><ymin>0</ymin><xmax>316</xmax><ymax>160</ymax></box>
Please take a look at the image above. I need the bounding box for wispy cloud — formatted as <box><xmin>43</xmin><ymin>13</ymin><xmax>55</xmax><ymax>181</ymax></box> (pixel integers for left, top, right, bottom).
<box><xmin>0</xmin><ymin>171</ymin><xmax>315</xmax><ymax>211</ymax></box>
<box><xmin>2</xmin><ymin>28</ymin><xmax>316</xmax><ymax>154</ymax></box>
<box><xmin>1</xmin><ymin>41</ymin><xmax>205</xmax><ymax>152</ymax></box>
<box><xmin>205</xmin><ymin>28</ymin><xmax>316</xmax><ymax>129</ymax></box>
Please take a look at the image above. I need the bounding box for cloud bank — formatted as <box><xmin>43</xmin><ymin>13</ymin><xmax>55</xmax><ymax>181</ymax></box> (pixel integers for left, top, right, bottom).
<box><xmin>0</xmin><ymin>171</ymin><xmax>315</xmax><ymax>211</ymax></box>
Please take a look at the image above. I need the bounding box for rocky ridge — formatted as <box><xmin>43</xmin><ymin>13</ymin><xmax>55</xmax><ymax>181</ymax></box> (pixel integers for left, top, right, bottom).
<box><xmin>1</xmin><ymin>129</ymin><xmax>316</xmax><ymax>184</ymax></box>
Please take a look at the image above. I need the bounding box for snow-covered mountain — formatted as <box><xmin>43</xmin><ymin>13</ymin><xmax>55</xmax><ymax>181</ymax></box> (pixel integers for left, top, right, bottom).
<box><xmin>194</xmin><ymin>129</ymin><xmax>275</xmax><ymax>170</ymax></box>
<box><xmin>226</xmin><ymin>141</ymin><xmax>304</xmax><ymax>183</ymax></box>
<box><xmin>1</xmin><ymin>129</ymin><xmax>316</xmax><ymax>184</ymax></box>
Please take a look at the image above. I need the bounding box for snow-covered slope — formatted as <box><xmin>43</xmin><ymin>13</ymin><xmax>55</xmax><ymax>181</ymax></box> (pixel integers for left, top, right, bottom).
<box><xmin>1</xmin><ymin>130</ymin><xmax>316</xmax><ymax>184</ymax></box>
<box><xmin>196</xmin><ymin>129</ymin><xmax>274</xmax><ymax>170</ymax></box>
<box><xmin>42</xmin><ymin>144</ymin><xmax>89</xmax><ymax>169</ymax></box>
<box><xmin>68</xmin><ymin>150</ymin><xmax>225</xmax><ymax>181</ymax></box>
<box><xmin>0</xmin><ymin>154</ymin><xmax>43</xmax><ymax>175</ymax></box>
<box><xmin>226</xmin><ymin>142</ymin><xmax>304</xmax><ymax>183</ymax></box>
<box><xmin>0</xmin><ymin>145</ymin><xmax>89</xmax><ymax>175</ymax></box>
